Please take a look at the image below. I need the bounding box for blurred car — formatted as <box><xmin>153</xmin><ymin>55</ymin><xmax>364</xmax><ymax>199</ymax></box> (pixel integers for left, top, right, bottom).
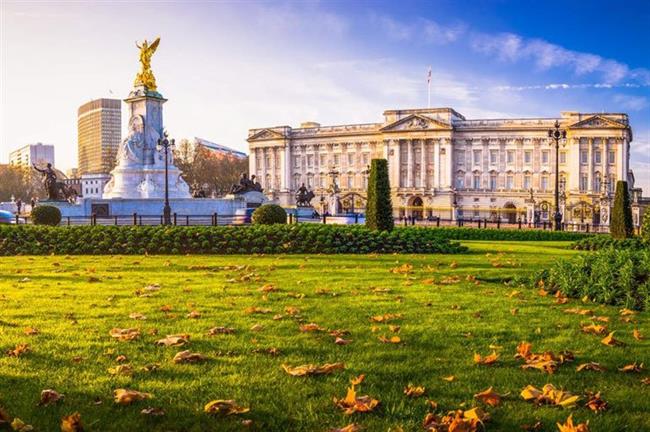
<box><xmin>232</xmin><ymin>208</ymin><xmax>255</xmax><ymax>225</ymax></box>
<box><xmin>0</xmin><ymin>210</ymin><xmax>16</xmax><ymax>224</ymax></box>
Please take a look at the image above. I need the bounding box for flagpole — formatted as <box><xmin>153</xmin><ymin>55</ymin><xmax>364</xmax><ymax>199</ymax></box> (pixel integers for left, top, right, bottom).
<box><xmin>427</xmin><ymin>66</ymin><xmax>431</xmax><ymax>108</ymax></box>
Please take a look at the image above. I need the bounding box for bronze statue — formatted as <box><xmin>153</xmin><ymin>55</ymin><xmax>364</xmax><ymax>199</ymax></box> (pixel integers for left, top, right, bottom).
<box><xmin>135</xmin><ymin>37</ymin><xmax>160</xmax><ymax>91</ymax></box>
<box><xmin>32</xmin><ymin>163</ymin><xmax>77</xmax><ymax>202</ymax></box>
<box><xmin>296</xmin><ymin>183</ymin><xmax>315</xmax><ymax>207</ymax></box>
<box><xmin>250</xmin><ymin>175</ymin><xmax>263</xmax><ymax>192</ymax></box>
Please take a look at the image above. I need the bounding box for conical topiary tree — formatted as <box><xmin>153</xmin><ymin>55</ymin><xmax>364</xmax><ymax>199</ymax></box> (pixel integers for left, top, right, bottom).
<box><xmin>610</xmin><ymin>180</ymin><xmax>634</xmax><ymax>239</ymax></box>
<box><xmin>365</xmin><ymin>158</ymin><xmax>394</xmax><ymax>231</ymax></box>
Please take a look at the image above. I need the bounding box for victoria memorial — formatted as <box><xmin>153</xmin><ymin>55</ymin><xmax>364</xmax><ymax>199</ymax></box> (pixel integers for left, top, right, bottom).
<box><xmin>248</xmin><ymin>108</ymin><xmax>642</xmax><ymax>227</ymax></box>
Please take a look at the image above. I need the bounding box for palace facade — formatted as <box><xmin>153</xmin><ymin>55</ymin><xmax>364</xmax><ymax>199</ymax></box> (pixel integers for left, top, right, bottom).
<box><xmin>248</xmin><ymin>108</ymin><xmax>642</xmax><ymax>226</ymax></box>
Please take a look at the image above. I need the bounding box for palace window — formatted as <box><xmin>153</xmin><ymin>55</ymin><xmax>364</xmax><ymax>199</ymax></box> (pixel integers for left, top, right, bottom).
<box><xmin>580</xmin><ymin>150</ymin><xmax>588</xmax><ymax>164</ymax></box>
<box><xmin>307</xmin><ymin>155</ymin><xmax>314</xmax><ymax>167</ymax></box>
<box><xmin>293</xmin><ymin>156</ymin><xmax>301</xmax><ymax>168</ymax></box>
<box><xmin>594</xmin><ymin>173</ymin><xmax>601</xmax><ymax>192</ymax></box>
<box><xmin>489</xmin><ymin>174</ymin><xmax>497</xmax><ymax>190</ymax></box>
<box><xmin>506</xmin><ymin>175</ymin><xmax>514</xmax><ymax>190</ymax></box>
<box><xmin>347</xmin><ymin>175</ymin><xmax>353</xmax><ymax>189</ymax></box>
<box><xmin>541</xmin><ymin>175</ymin><xmax>549</xmax><ymax>191</ymax></box>
<box><xmin>594</xmin><ymin>150</ymin><xmax>601</xmax><ymax>164</ymax></box>
<box><xmin>320</xmin><ymin>154</ymin><xmax>326</xmax><ymax>166</ymax></box>
<box><xmin>559</xmin><ymin>151</ymin><xmax>567</xmax><ymax>164</ymax></box>
<box><xmin>455</xmin><ymin>150</ymin><xmax>465</xmax><ymax>166</ymax></box>
<box><xmin>347</xmin><ymin>153</ymin><xmax>354</xmax><ymax>166</ymax></box>
<box><xmin>473</xmin><ymin>174</ymin><xmax>481</xmax><ymax>189</ymax></box>
<box><xmin>456</xmin><ymin>175</ymin><xmax>464</xmax><ymax>189</ymax></box>
<box><xmin>490</xmin><ymin>150</ymin><xmax>498</xmax><ymax>165</ymax></box>
<box><xmin>579</xmin><ymin>174</ymin><xmax>588</xmax><ymax>192</ymax></box>
<box><xmin>506</xmin><ymin>150</ymin><xmax>514</xmax><ymax>165</ymax></box>
<box><xmin>608</xmin><ymin>175</ymin><xmax>616</xmax><ymax>192</ymax></box>
<box><xmin>523</xmin><ymin>175</ymin><xmax>531</xmax><ymax>190</ymax></box>
<box><xmin>608</xmin><ymin>150</ymin><xmax>615</xmax><ymax>164</ymax></box>
<box><xmin>524</xmin><ymin>150</ymin><xmax>532</xmax><ymax>164</ymax></box>
<box><xmin>473</xmin><ymin>150</ymin><xmax>482</xmax><ymax>165</ymax></box>
<box><xmin>541</xmin><ymin>150</ymin><xmax>549</xmax><ymax>165</ymax></box>
<box><xmin>333</xmin><ymin>154</ymin><xmax>340</xmax><ymax>166</ymax></box>
<box><xmin>362</xmin><ymin>153</ymin><xmax>369</xmax><ymax>165</ymax></box>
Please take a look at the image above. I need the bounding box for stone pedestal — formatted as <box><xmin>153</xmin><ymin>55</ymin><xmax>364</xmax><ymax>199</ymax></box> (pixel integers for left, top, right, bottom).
<box><xmin>103</xmin><ymin>86</ymin><xmax>190</xmax><ymax>199</ymax></box>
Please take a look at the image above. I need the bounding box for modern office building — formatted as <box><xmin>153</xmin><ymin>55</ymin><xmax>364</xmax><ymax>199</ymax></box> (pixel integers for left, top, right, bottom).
<box><xmin>9</xmin><ymin>143</ymin><xmax>55</xmax><ymax>168</ymax></box>
<box><xmin>248</xmin><ymin>108</ymin><xmax>640</xmax><ymax>226</ymax></box>
<box><xmin>77</xmin><ymin>98</ymin><xmax>121</xmax><ymax>175</ymax></box>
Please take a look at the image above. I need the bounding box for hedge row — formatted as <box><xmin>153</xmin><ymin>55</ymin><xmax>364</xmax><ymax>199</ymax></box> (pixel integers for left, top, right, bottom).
<box><xmin>571</xmin><ymin>235</ymin><xmax>648</xmax><ymax>251</ymax></box>
<box><xmin>0</xmin><ymin>225</ymin><xmax>467</xmax><ymax>256</ymax></box>
<box><xmin>533</xmin><ymin>247</ymin><xmax>650</xmax><ymax>311</ymax></box>
<box><xmin>418</xmin><ymin>227</ymin><xmax>592</xmax><ymax>241</ymax></box>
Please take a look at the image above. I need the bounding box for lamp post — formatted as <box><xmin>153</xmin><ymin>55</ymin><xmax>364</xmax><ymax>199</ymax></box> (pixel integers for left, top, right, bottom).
<box><xmin>548</xmin><ymin>120</ymin><xmax>566</xmax><ymax>231</ymax></box>
<box><xmin>157</xmin><ymin>131</ymin><xmax>175</xmax><ymax>225</ymax></box>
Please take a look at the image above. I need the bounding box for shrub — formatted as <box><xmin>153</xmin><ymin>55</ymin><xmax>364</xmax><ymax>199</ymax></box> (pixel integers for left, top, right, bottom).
<box><xmin>641</xmin><ymin>210</ymin><xmax>650</xmax><ymax>242</ymax></box>
<box><xmin>31</xmin><ymin>205</ymin><xmax>62</xmax><ymax>226</ymax></box>
<box><xmin>534</xmin><ymin>247</ymin><xmax>649</xmax><ymax>311</ymax></box>
<box><xmin>365</xmin><ymin>158</ymin><xmax>394</xmax><ymax>231</ymax></box>
<box><xmin>610</xmin><ymin>180</ymin><xmax>633</xmax><ymax>239</ymax></box>
<box><xmin>0</xmin><ymin>225</ymin><xmax>467</xmax><ymax>256</ymax></box>
<box><xmin>415</xmin><ymin>227</ymin><xmax>591</xmax><ymax>241</ymax></box>
<box><xmin>252</xmin><ymin>204</ymin><xmax>287</xmax><ymax>225</ymax></box>
<box><xmin>571</xmin><ymin>235</ymin><xmax>646</xmax><ymax>251</ymax></box>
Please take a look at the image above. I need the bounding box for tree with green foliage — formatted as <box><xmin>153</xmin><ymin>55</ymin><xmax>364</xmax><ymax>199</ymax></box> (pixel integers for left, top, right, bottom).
<box><xmin>610</xmin><ymin>180</ymin><xmax>634</xmax><ymax>239</ymax></box>
<box><xmin>31</xmin><ymin>205</ymin><xmax>61</xmax><ymax>226</ymax></box>
<box><xmin>252</xmin><ymin>204</ymin><xmax>286</xmax><ymax>225</ymax></box>
<box><xmin>365</xmin><ymin>158</ymin><xmax>394</xmax><ymax>231</ymax></box>
<box><xmin>641</xmin><ymin>210</ymin><xmax>650</xmax><ymax>242</ymax></box>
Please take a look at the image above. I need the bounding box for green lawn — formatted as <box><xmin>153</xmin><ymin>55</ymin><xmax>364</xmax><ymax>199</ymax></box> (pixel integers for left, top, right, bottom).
<box><xmin>0</xmin><ymin>241</ymin><xmax>648</xmax><ymax>431</ymax></box>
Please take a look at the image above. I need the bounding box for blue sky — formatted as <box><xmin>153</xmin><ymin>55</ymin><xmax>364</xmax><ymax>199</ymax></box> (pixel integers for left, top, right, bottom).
<box><xmin>1</xmin><ymin>0</ymin><xmax>648</xmax><ymax>190</ymax></box>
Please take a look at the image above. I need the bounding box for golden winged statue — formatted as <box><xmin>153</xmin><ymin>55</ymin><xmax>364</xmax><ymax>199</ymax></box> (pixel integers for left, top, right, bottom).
<box><xmin>134</xmin><ymin>37</ymin><xmax>160</xmax><ymax>91</ymax></box>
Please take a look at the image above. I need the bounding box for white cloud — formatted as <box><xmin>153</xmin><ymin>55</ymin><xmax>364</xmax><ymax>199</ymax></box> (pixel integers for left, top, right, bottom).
<box><xmin>613</xmin><ymin>94</ymin><xmax>649</xmax><ymax>111</ymax></box>
<box><xmin>371</xmin><ymin>14</ymin><xmax>466</xmax><ymax>44</ymax></box>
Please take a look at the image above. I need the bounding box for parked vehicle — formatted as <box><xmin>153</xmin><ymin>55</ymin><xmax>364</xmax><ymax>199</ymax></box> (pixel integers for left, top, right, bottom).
<box><xmin>0</xmin><ymin>210</ymin><xmax>16</xmax><ymax>224</ymax></box>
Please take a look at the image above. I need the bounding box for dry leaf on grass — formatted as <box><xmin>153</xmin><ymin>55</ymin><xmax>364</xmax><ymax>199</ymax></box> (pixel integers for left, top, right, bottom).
<box><xmin>580</xmin><ymin>324</ymin><xmax>608</xmax><ymax>335</ymax></box>
<box><xmin>155</xmin><ymin>335</ymin><xmax>189</xmax><ymax>347</ymax></box>
<box><xmin>423</xmin><ymin>408</ymin><xmax>489</xmax><ymax>432</ymax></box>
<box><xmin>11</xmin><ymin>418</ymin><xmax>34</xmax><ymax>432</ymax></box>
<box><xmin>6</xmin><ymin>344</ymin><xmax>30</xmax><ymax>357</ymax></box>
<box><xmin>39</xmin><ymin>389</ymin><xmax>64</xmax><ymax>406</ymax></box>
<box><xmin>244</xmin><ymin>307</ymin><xmax>272</xmax><ymax>315</ymax></box>
<box><xmin>473</xmin><ymin>351</ymin><xmax>499</xmax><ymax>366</ymax></box>
<box><xmin>403</xmin><ymin>384</ymin><xmax>425</xmax><ymax>398</ymax></box>
<box><xmin>186</xmin><ymin>310</ymin><xmax>201</xmax><ymax>319</ymax></box>
<box><xmin>259</xmin><ymin>284</ymin><xmax>277</xmax><ymax>293</ymax></box>
<box><xmin>114</xmin><ymin>389</ymin><xmax>152</xmax><ymax>405</ymax></box>
<box><xmin>633</xmin><ymin>328</ymin><xmax>643</xmax><ymax>340</ymax></box>
<box><xmin>208</xmin><ymin>327</ymin><xmax>235</xmax><ymax>335</ymax></box>
<box><xmin>173</xmin><ymin>350</ymin><xmax>207</xmax><ymax>364</ymax></box>
<box><xmin>109</xmin><ymin>328</ymin><xmax>140</xmax><ymax>341</ymax></box>
<box><xmin>473</xmin><ymin>386</ymin><xmax>505</xmax><ymax>406</ymax></box>
<box><xmin>282</xmin><ymin>362</ymin><xmax>345</xmax><ymax>377</ymax></box>
<box><xmin>369</xmin><ymin>313</ymin><xmax>402</xmax><ymax>323</ymax></box>
<box><xmin>618</xmin><ymin>362</ymin><xmax>644</xmax><ymax>373</ymax></box>
<box><xmin>140</xmin><ymin>407</ymin><xmax>166</xmax><ymax>416</ymax></box>
<box><xmin>601</xmin><ymin>331</ymin><xmax>624</xmax><ymax>347</ymax></box>
<box><xmin>23</xmin><ymin>327</ymin><xmax>39</xmax><ymax>336</ymax></box>
<box><xmin>333</xmin><ymin>384</ymin><xmax>379</xmax><ymax>415</ymax></box>
<box><xmin>557</xmin><ymin>414</ymin><xmax>590</xmax><ymax>432</ymax></box>
<box><xmin>108</xmin><ymin>365</ymin><xmax>134</xmax><ymax>376</ymax></box>
<box><xmin>520</xmin><ymin>384</ymin><xmax>579</xmax><ymax>408</ymax></box>
<box><xmin>576</xmin><ymin>362</ymin><xmax>606</xmax><ymax>372</ymax></box>
<box><xmin>204</xmin><ymin>400</ymin><xmax>249</xmax><ymax>416</ymax></box>
<box><xmin>584</xmin><ymin>392</ymin><xmax>608</xmax><ymax>412</ymax></box>
<box><xmin>378</xmin><ymin>335</ymin><xmax>401</xmax><ymax>344</ymax></box>
<box><xmin>335</xmin><ymin>337</ymin><xmax>352</xmax><ymax>345</ymax></box>
<box><xmin>129</xmin><ymin>312</ymin><xmax>147</xmax><ymax>320</ymax></box>
<box><xmin>329</xmin><ymin>424</ymin><xmax>363</xmax><ymax>432</ymax></box>
<box><xmin>60</xmin><ymin>412</ymin><xmax>83</xmax><ymax>432</ymax></box>
<box><xmin>390</xmin><ymin>263</ymin><xmax>413</xmax><ymax>274</ymax></box>
<box><xmin>442</xmin><ymin>375</ymin><xmax>456</xmax><ymax>382</ymax></box>
<box><xmin>299</xmin><ymin>323</ymin><xmax>326</xmax><ymax>332</ymax></box>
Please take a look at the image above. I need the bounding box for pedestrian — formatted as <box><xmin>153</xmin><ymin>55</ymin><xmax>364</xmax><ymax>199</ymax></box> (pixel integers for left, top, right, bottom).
<box><xmin>16</xmin><ymin>199</ymin><xmax>22</xmax><ymax>215</ymax></box>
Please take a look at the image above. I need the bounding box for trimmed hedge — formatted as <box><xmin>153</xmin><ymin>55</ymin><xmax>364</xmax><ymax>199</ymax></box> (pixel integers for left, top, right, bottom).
<box><xmin>533</xmin><ymin>247</ymin><xmax>650</xmax><ymax>311</ymax></box>
<box><xmin>416</xmin><ymin>227</ymin><xmax>592</xmax><ymax>241</ymax></box>
<box><xmin>571</xmin><ymin>235</ymin><xmax>647</xmax><ymax>251</ymax></box>
<box><xmin>252</xmin><ymin>204</ymin><xmax>286</xmax><ymax>225</ymax></box>
<box><xmin>31</xmin><ymin>205</ymin><xmax>61</xmax><ymax>226</ymax></box>
<box><xmin>0</xmin><ymin>225</ymin><xmax>467</xmax><ymax>256</ymax></box>
<box><xmin>610</xmin><ymin>180</ymin><xmax>634</xmax><ymax>239</ymax></box>
<box><xmin>365</xmin><ymin>159</ymin><xmax>394</xmax><ymax>231</ymax></box>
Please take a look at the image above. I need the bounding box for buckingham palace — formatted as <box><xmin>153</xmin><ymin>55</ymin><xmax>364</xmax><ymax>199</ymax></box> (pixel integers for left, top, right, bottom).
<box><xmin>248</xmin><ymin>108</ymin><xmax>642</xmax><ymax>226</ymax></box>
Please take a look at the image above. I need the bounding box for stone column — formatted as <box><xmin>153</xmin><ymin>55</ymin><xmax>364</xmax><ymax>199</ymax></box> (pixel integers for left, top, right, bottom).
<box><xmin>433</xmin><ymin>139</ymin><xmax>440</xmax><ymax>189</ymax></box>
<box><xmin>388</xmin><ymin>140</ymin><xmax>400</xmax><ymax>188</ymax></box>
<box><xmin>620</xmin><ymin>137</ymin><xmax>628</xmax><ymax>183</ymax></box>
<box><xmin>249</xmin><ymin>148</ymin><xmax>257</xmax><ymax>180</ymax></box>
<box><xmin>406</xmin><ymin>139</ymin><xmax>413</xmax><ymax>188</ymax></box>
<box><xmin>568</xmin><ymin>137</ymin><xmax>580</xmax><ymax>191</ymax></box>
<box><xmin>587</xmin><ymin>138</ymin><xmax>593</xmax><ymax>193</ymax></box>
<box><xmin>445</xmin><ymin>138</ymin><xmax>453</xmax><ymax>189</ymax></box>
<box><xmin>420</xmin><ymin>140</ymin><xmax>427</xmax><ymax>189</ymax></box>
<box><xmin>281</xmin><ymin>144</ymin><xmax>291</xmax><ymax>191</ymax></box>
